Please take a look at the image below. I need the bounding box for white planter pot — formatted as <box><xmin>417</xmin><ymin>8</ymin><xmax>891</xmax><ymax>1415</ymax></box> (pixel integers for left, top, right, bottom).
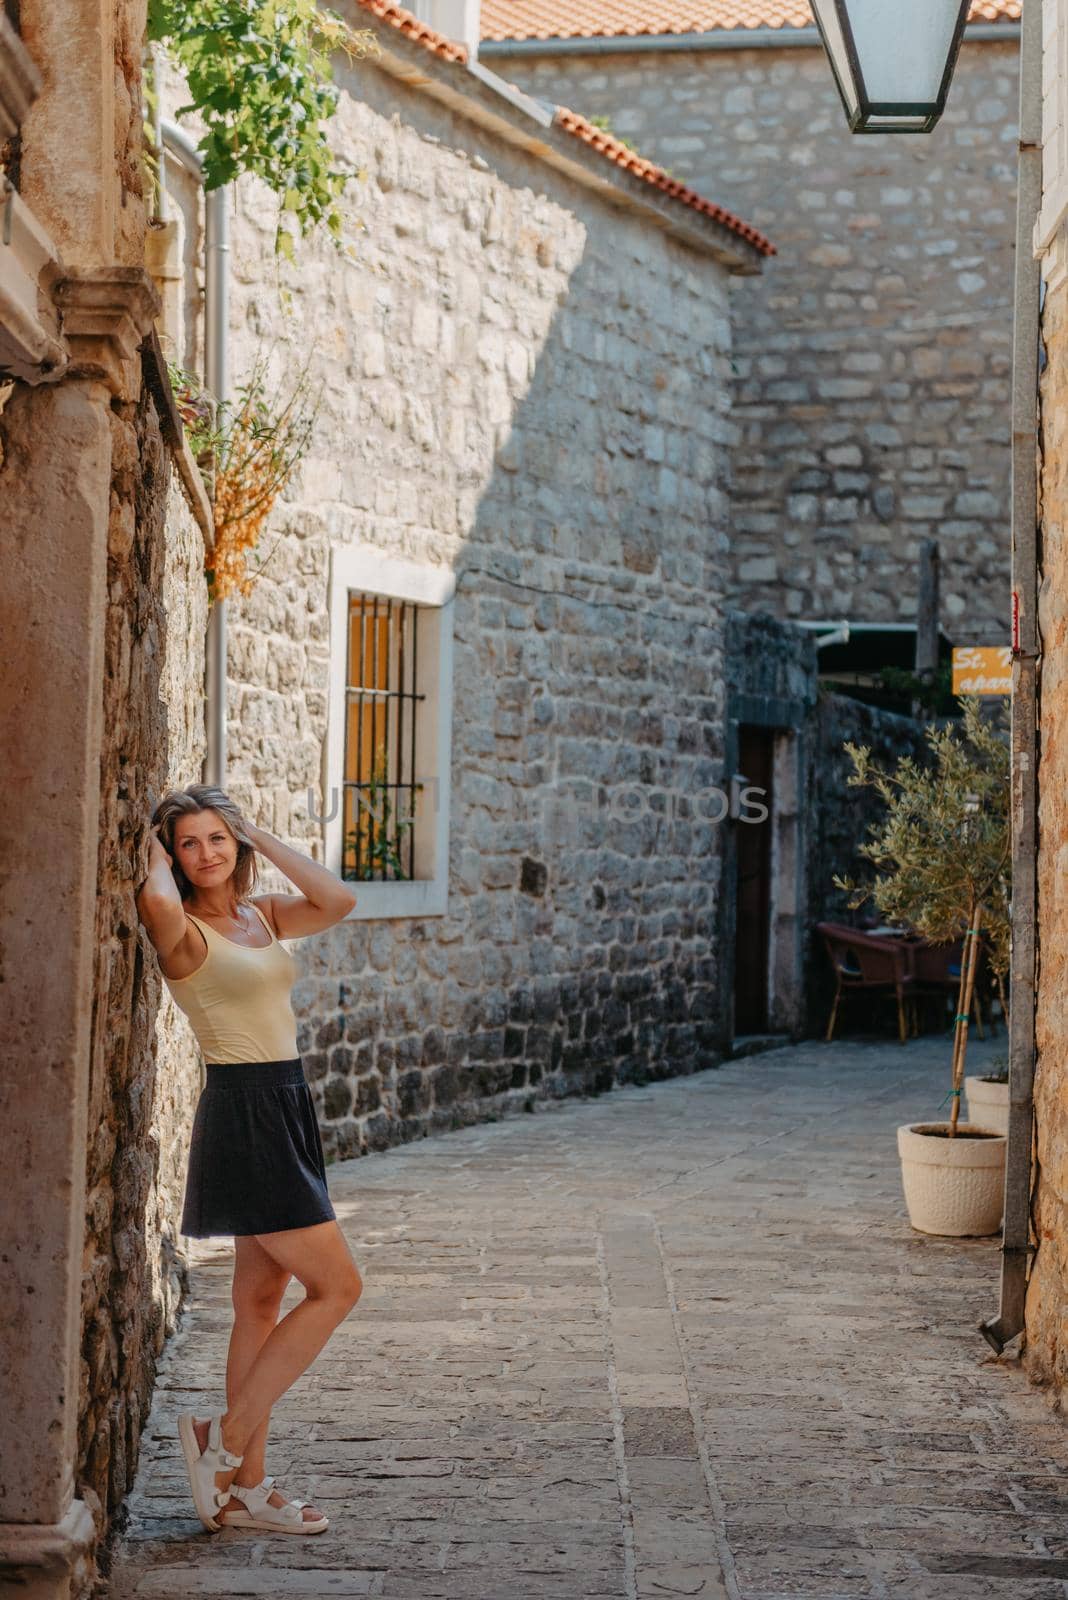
<box><xmin>896</xmin><ymin>1122</ymin><xmax>1006</xmax><ymax>1237</ymax></box>
<box><xmin>964</xmin><ymin>1075</ymin><xmax>1010</xmax><ymax>1137</ymax></box>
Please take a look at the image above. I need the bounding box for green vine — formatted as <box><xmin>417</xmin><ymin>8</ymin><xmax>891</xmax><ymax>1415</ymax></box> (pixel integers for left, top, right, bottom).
<box><xmin>146</xmin><ymin>0</ymin><xmax>380</xmax><ymax>257</ymax></box>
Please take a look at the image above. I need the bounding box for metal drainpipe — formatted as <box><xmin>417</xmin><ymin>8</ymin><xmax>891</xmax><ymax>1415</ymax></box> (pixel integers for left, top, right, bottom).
<box><xmin>149</xmin><ymin>46</ymin><xmax>167</xmax><ymax>223</ymax></box>
<box><xmin>980</xmin><ymin>0</ymin><xmax>1042</xmax><ymax>1355</ymax></box>
<box><xmin>477</xmin><ymin>21</ymin><xmax>1019</xmax><ymax>57</ymax></box>
<box><xmin>161</xmin><ymin>119</ymin><xmax>230</xmax><ymax>790</ymax></box>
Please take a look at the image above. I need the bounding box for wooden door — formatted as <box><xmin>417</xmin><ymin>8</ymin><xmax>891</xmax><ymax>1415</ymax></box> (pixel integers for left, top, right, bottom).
<box><xmin>733</xmin><ymin>725</ymin><xmax>774</xmax><ymax>1035</ymax></box>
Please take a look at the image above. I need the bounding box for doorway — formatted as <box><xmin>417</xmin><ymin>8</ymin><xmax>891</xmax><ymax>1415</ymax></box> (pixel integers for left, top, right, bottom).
<box><xmin>733</xmin><ymin>724</ymin><xmax>774</xmax><ymax>1035</ymax></box>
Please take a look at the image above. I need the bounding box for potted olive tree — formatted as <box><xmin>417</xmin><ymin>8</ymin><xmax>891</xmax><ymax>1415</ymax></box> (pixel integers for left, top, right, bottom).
<box><xmin>835</xmin><ymin>699</ymin><xmax>1010</xmax><ymax>1236</ymax></box>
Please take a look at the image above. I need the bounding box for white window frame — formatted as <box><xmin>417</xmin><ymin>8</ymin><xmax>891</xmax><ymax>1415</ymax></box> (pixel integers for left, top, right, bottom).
<box><xmin>1036</xmin><ymin>0</ymin><xmax>1068</xmax><ymax>287</ymax></box>
<box><xmin>324</xmin><ymin>542</ymin><xmax>455</xmax><ymax>920</ymax></box>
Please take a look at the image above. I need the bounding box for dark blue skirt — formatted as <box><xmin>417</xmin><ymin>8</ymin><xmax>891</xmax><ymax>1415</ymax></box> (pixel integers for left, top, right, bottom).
<box><xmin>181</xmin><ymin>1057</ymin><xmax>337</xmax><ymax>1239</ymax></box>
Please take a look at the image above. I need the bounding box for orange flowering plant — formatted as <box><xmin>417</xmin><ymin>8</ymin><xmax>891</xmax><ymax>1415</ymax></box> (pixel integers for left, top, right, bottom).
<box><xmin>168</xmin><ymin>354</ymin><xmax>320</xmax><ymax>601</ymax></box>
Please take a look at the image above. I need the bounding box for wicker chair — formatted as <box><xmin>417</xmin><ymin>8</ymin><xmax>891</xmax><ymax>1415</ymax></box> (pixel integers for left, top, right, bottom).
<box><xmin>816</xmin><ymin>922</ymin><xmax>916</xmax><ymax>1045</ymax></box>
<box><xmin>902</xmin><ymin>935</ymin><xmax>988</xmax><ymax>1038</ymax></box>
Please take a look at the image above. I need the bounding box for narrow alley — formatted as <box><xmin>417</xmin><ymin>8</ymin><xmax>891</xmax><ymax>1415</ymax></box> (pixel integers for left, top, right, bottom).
<box><xmin>109</xmin><ymin>1036</ymin><xmax>1067</xmax><ymax>1600</ymax></box>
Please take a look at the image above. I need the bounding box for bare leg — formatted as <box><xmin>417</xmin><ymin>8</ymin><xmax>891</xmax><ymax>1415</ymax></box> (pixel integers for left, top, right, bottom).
<box><xmin>189</xmin><ymin>1234</ymin><xmax>309</xmax><ymax>1520</ymax></box>
<box><xmin>204</xmin><ymin>1221</ymin><xmax>362</xmax><ymax>1503</ymax></box>
<box><xmin>229</xmin><ymin>1235</ymin><xmax>288</xmax><ymax>1479</ymax></box>
<box><xmin>213</xmin><ymin>1235</ymin><xmax>323</xmax><ymax>1525</ymax></box>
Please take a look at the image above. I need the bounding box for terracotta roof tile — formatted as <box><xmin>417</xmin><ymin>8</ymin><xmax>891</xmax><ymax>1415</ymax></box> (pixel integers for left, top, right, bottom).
<box><xmin>356</xmin><ymin>0</ymin><xmax>469</xmax><ymax>61</ymax></box>
<box><xmin>352</xmin><ymin>0</ymin><xmax>774</xmax><ymax>258</ymax></box>
<box><xmin>480</xmin><ymin>0</ymin><xmax>1020</xmax><ymax>43</ymax></box>
<box><xmin>555</xmin><ymin>107</ymin><xmax>775</xmax><ymax>254</ymax></box>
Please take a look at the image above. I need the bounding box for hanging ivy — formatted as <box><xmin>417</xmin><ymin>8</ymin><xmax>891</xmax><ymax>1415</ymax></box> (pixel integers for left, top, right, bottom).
<box><xmin>146</xmin><ymin>0</ymin><xmax>379</xmax><ymax>256</ymax></box>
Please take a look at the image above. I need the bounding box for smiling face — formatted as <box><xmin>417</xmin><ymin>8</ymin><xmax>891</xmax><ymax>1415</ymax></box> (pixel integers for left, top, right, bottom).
<box><xmin>171</xmin><ymin>809</ymin><xmax>239</xmax><ymax>892</ymax></box>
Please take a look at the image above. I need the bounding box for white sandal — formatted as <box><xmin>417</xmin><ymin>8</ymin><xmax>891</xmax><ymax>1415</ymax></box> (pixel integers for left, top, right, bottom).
<box><xmin>177</xmin><ymin>1413</ymin><xmax>245</xmax><ymax>1532</ymax></box>
<box><xmin>216</xmin><ymin>1473</ymin><xmax>329</xmax><ymax>1535</ymax></box>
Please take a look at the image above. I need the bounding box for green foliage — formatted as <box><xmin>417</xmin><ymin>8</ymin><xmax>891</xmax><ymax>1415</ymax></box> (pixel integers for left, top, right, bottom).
<box><xmin>833</xmin><ymin>698</ymin><xmax>1011</xmax><ymax>981</ymax></box>
<box><xmin>167</xmin><ymin>360</ymin><xmax>223</xmax><ymax>458</ymax></box>
<box><xmin>875</xmin><ymin>660</ymin><xmax>955</xmax><ymax>715</ymax></box>
<box><xmin>588</xmin><ymin>114</ymin><xmax>636</xmax><ymax>153</ymax></box>
<box><xmin>344</xmin><ymin>752</ymin><xmax>420</xmax><ymax>881</ymax></box>
<box><xmin>147</xmin><ymin>0</ymin><xmax>379</xmax><ymax>255</ymax></box>
<box><xmin>588</xmin><ymin>114</ymin><xmax>676</xmax><ymax>176</ymax></box>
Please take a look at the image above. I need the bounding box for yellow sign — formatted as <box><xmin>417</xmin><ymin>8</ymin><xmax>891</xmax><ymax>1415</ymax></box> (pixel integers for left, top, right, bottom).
<box><xmin>952</xmin><ymin>646</ymin><xmax>1012</xmax><ymax>696</ymax></box>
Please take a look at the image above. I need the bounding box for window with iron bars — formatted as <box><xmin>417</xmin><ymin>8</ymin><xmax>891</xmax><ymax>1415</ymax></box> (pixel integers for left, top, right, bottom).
<box><xmin>342</xmin><ymin>593</ymin><xmax>426</xmax><ymax>881</ymax></box>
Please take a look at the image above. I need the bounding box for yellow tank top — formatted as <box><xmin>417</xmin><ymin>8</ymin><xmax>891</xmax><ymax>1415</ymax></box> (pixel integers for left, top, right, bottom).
<box><xmin>161</xmin><ymin>902</ymin><xmax>300</xmax><ymax>1064</ymax></box>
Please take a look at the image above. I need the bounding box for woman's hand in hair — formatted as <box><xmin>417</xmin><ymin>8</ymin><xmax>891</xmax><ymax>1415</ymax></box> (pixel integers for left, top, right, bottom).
<box><xmin>241</xmin><ymin>821</ymin><xmax>358</xmax><ymax>938</ymax></box>
<box><xmin>136</xmin><ymin>825</ymin><xmax>180</xmax><ymax>915</ymax></box>
<box><xmin>137</xmin><ymin>820</ymin><xmax>189</xmax><ymax>960</ymax></box>
<box><xmin>240</xmin><ymin>820</ymin><xmax>263</xmax><ymax>853</ymax></box>
<box><xmin>149</xmin><ymin>822</ymin><xmax>173</xmax><ymax>868</ymax></box>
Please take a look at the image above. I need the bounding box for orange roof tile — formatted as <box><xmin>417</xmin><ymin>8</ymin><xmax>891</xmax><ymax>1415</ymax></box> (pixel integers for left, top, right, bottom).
<box><xmin>357</xmin><ymin>0</ymin><xmax>469</xmax><ymax>61</ymax></box>
<box><xmin>555</xmin><ymin>107</ymin><xmax>775</xmax><ymax>253</ymax></box>
<box><xmin>352</xmin><ymin>0</ymin><xmax>774</xmax><ymax>259</ymax></box>
<box><xmin>480</xmin><ymin>0</ymin><xmax>1020</xmax><ymax>43</ymax></box>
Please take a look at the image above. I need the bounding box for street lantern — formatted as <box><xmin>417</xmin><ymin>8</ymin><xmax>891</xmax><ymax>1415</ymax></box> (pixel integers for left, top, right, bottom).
<box><xmin>811</xmin><ymin>0</ymin><xmax>972</xmax><ymax>134</ymax></box>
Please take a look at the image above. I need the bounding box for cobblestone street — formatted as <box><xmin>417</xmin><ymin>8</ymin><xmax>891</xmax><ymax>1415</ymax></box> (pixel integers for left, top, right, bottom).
<box><xmin>108</xmin><ymin>1033</ymin><xmax>1068</xmax><ymax>1600</ymax></box>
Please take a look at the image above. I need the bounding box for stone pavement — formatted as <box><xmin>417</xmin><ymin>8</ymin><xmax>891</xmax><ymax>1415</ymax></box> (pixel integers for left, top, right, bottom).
<box><xmin>108</xmin><ymin>1032</ymin><xmax>1068</xmax><ymax>1600</ymax></box>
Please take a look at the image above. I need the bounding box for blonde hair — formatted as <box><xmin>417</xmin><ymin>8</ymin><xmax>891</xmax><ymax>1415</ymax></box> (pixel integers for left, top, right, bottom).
<box><xmin>151</xmin><ymin>785</ymin><xmax>259</xmax><ymax>905</ymax></box>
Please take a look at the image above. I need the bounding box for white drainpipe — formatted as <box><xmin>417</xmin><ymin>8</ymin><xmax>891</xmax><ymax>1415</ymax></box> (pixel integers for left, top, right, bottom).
<box><xmin>161</xmin><ymin>118</ymin><xmax>229</xmax><ymax>789</ymax></box>
<box><xmin>980</xmin><ymin>0</ymin><xmax>1041</xmax><ymax>1356</ymax></box>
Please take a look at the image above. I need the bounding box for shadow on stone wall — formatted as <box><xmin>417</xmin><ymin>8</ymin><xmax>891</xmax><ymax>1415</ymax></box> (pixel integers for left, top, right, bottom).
<box><xmin>265</xmin><ymin>68</ymin><xmax>743</xmax><ymax>1158</ymax></box>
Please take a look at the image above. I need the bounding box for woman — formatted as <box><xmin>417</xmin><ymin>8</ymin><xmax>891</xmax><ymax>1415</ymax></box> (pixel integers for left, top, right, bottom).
<box><xmin>136</xmin><ymin>784</ymin><xmax>363</xmax><ymax>1537</ymax></box>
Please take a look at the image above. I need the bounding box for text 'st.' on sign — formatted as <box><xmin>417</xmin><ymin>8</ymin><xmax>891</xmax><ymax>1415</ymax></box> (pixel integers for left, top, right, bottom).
<box><xmin>952</xmin><ymin>646</ymin><xmax>1012</xmax><ymax>696</ymax></box>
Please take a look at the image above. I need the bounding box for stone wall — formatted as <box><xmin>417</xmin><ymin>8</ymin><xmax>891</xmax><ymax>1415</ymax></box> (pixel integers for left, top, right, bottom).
<box><xmin>64</xmin><ymin>0</ymin><xmax>212</xmax><ymax>1566</ymax></box>
<box><xmin>0</xmin><ymin>1</ymin><xmax>212</xmax><ymax>1591</ymax></box>
<box><xmin>725</xmin><ymin>608</ymin><xmax>818</xmax><ymax>711</ymax></box>
<box><xmin>496</xmin><ymin>36</ymin><xmax>1017</xmax><ymax>640</ymax></box>
<box><xmin>169</xmin><ymin>51</ymin><xmax>742</xmax><ymax>1156</ymax></box>
<box><xmin>1029</xmin><ymin>268</ymin><xmax>1068</xmax><ymax>1392</ymax></box>
<box><xmin>80</xmin><ymin>384</ymin><xmax>207</xmax><ymax>1555</ymax></box>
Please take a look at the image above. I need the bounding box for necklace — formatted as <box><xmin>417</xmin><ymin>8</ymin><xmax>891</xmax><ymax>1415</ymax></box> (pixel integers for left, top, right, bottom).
<box><xmin>195</xmin><ymin>903</ymin><xmax>250</xmax><ymax>934</ymax></box>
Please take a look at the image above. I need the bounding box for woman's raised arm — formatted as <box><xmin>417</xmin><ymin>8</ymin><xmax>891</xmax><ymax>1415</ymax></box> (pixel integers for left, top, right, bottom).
<box><xmin>247</xmin><ymin>822</ymin><xmax>357</xmax><ymax>940</ymax></box>
<box><xmin>136</xmin><ymin>824</ymin><xmax>189</xmax><ymax>959</ymax></box>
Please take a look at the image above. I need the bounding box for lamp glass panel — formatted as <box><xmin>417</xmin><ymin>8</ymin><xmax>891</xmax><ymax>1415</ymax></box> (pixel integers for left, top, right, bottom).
<box><xmin>810</xmin><ymin>0</ymin><xmax>860</xmax><ymax>115</ymax></box>
<box><xmin>847</xmin><ymin>0</ymin><xmax>963</xmax><ymax>105</ymax></box>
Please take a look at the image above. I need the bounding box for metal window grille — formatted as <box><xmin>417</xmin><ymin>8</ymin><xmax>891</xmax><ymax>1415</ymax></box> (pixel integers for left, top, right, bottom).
<box><xmin>343</xmin><ymin>593</ymin><xmax>426</xmax><ymax>881</ymax></box>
